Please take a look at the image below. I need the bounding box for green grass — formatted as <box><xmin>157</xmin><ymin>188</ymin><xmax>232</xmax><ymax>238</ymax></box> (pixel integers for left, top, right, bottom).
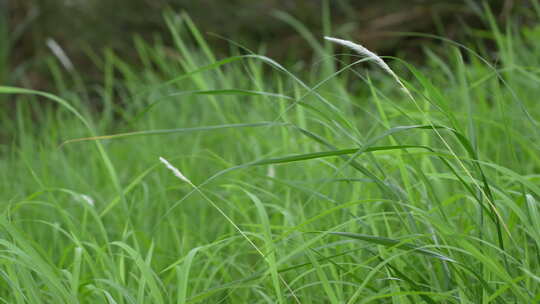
<box><xmin>1</xmin><ymin>7</ymin><xmax>540</xmax><ymax>304</ymax></box>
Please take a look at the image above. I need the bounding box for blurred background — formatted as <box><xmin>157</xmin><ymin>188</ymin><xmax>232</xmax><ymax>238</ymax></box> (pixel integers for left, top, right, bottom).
<box><xmin>1</xmin><ymin>0</ymin><xmax>534</xmax><ymax>90</ymax></box>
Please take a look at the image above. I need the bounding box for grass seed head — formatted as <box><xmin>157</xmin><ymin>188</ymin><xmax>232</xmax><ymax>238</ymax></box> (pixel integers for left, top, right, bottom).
<box><xmin>324</xmin><ymin>36</ymin><xmax>393</xmax><ymax>76</ymax></box>
<box><xmin>159</xmin><ymin>156</ymin><xmax>191</xmax><ymax>183</ymax></box>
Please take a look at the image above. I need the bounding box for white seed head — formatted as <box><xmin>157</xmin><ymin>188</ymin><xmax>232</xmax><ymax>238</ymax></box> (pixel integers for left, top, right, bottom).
<box><xmin>46</xmin><ymin>38</ymin><xmax>74</xmax><ymax>71</ymax></box>
<box><xmin>80</xmin><ymin>194</ymin><xmax>95</xmax><ymax>206</ymax></box>
<box><xmin>325</xmin><ymin>36</ymin><xmax>394</xmax><ymax>75</ymax></box>
<box><xmin>325</xmin><ymin>36</ymin><xmax>412</xmax><ymax>98</ymax></box>
<box><xmin>159</xmin><ymin>157</ymin><xmax>191</xmax><ymax>183</ymax></box>
<box><xmin>267</xmin><ymin>165</ymin><xmax>276</xmax><ymax>178</ymax></box>
<box><xmin>72</xmin><ymin>193</ymin><xmax>94</xmax><ymax>206</ymax></box>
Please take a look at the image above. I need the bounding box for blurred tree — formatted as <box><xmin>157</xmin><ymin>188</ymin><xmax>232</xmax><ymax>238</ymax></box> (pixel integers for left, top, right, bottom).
<box><xmin>0</xmin><ymin>0</ymin><xmax>7</xmax><ymax>86</ymax></box>
<box><xmin>4</xmin><ymin>0</ymin><xmax>532</xmax><ymax>89</ymax></box>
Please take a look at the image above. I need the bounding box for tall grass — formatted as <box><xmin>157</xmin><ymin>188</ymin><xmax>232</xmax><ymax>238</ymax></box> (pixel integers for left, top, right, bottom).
<box><xmin>1</xmin><ymin>7</ymin><xmax>539</xmax><ymax>304</ymax></box>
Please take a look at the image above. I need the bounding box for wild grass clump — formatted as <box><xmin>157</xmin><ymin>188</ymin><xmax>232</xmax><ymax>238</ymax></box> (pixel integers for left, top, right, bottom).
<box><xmin>0</xmin><ymin>6</ymin><xmax>539</xmax><ymax>304</ymax></box>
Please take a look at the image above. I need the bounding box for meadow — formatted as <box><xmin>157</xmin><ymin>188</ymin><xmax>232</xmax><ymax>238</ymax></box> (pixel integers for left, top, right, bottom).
<box><xmin>1</xmin><ymin>7</ymin><xmax>540</xmax><ymax>304</ymax></box>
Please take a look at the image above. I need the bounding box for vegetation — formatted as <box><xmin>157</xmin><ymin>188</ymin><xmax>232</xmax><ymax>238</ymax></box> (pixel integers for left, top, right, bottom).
<box><xmin>7</xmin><ymin>0</ymin><xmax>531</xmax><ymax>91</ymax></box>
<box><xmin>1</xmin><ymin>4</ymin><xmax>540</xmax><ymax>303</ymax></box>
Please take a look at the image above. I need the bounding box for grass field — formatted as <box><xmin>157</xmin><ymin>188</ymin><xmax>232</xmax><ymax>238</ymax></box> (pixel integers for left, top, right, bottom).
<box><xmin>1</xmin><ymin>8</ymin><xmax>540</xmax><ymax>304</ymax></box>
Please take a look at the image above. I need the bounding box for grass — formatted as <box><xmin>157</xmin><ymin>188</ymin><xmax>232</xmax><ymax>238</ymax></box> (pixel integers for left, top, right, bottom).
<box><xmin>1</xmin><ymin>6</ymin><xmax>540</xmax><ymax>304</ymax></box>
